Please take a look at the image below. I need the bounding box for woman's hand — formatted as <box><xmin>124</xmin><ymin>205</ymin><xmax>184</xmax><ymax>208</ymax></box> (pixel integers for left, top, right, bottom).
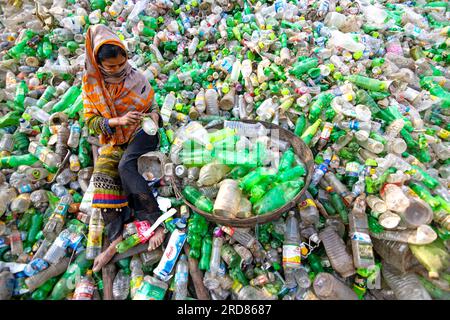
<box><xmin>109</xmin><ymin>111</ymin><xmax>142</xmax><ymax>127</ymax></box>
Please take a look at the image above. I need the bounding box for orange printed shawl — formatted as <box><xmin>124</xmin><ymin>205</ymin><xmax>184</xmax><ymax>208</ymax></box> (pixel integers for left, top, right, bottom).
<box><xmin>82</xmin><ymin>24</ymin><xmax>154</xmax><ymax>146</ymax></box>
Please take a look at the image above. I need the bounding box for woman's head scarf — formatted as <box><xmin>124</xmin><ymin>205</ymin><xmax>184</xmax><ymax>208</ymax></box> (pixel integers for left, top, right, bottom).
<box><xmin>82</xmin><ymin>24</ymin><xmax>154</xmax><ymax>145</ymax></box>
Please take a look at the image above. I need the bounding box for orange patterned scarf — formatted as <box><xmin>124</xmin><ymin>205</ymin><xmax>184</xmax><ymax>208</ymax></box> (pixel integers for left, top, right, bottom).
<box><xmin>82</xmin><ymin>24</ymin><xmax>154</xmax><ymax>146</ymax></box>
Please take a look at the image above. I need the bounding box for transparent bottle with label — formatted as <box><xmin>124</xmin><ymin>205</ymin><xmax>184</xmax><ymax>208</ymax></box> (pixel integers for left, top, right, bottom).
<box><xmin>283</xmin><ymin>211</ymin><xmax>301</xmax><ymax>270</ymax></box>
<box><xmin>348</xmin><ymin>194</ymin><xmax>375</xmax><ymax>269</ymax></box>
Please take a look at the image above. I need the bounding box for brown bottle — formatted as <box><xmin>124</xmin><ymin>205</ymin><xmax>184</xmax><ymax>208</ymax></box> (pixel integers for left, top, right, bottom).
<box><xmin>25</xmin><ymin>257</ymin><xmax>71</xmax><ymax>292</ymax></box>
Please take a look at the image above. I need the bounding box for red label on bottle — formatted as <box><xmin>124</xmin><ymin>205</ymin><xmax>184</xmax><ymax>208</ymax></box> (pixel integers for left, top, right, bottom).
<box><xmin>135</xmin><ymin>220</ymin><xmax>153</xmax><ymax>243</ymax></box>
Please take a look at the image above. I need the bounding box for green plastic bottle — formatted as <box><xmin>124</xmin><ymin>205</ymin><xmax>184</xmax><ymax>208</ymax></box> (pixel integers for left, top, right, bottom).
<box><xmin>14</xmin><ymin>81</ymin><xmax>28</xmax><ymax>112</ymax></box>
<box><xmin>346</xmin><ymin>75</ymin><xmax>390</xmax><ymax>92</ymax></box>
<box><xmin>49</xmin><ymin>252</ymin><xmax>93</xmax><ymax>300</ymax></box>
<box><xmin>328</xmin><ymin>188</ymin><xmax>349</xmax><ymax>224</ymax></box>
<box><xmin>51</xmin><ymin>86</ymin><xmax>81</xmax><ymax>113</ymax></box>
<box><xmin>31</xmin><ymin>277</ymin><xmax>58</xmax><ymax>300</ymax></box>
<box><xmin>409</xmin><ymin>182</ymin><xmax>441</xmax><ymax>210</ymax></box>
<box><xmin>294</xmin><ymin>114</ymin><xmax>307</xmax><ymax>136</ymax></box>
<box><xmin>277</xmin><ymin>148</ymin><xmax>295</xmax><ymax>172</ymax></box>
<box><xmin>253</xmin><ymin>181</ymin><xmax>303</xmax><ymax>215</ymax></box>
<box><xmin>308</xmin><ymin>94</ymin><xmax>334</xmax><ymax>122</ymax></box>
<box><xmin>0</xmin><ymin>154</ymin><xmax>39</xmax><ymax>168</ymax></box>
<box><xmin>198</xmin><ymin>235</ymin><xmax>212</xmax><ymax>271</ymax></box>
<box><xmin>0</xmin><ymin>111</ymin><xmax>21</xmax><ymax>128</ymax></box>
<box><xmin>301</xmin><ymin>119</ymin><xmax>322</xmax><ymax>146</ymax></box>
<box><xmin>289</xmin><ymin>58</ymin><xmax>318</xmax><ymax>78</ymax></box>
<box><xmin>182</xmin><ymin>186</ymin><xmax>213</xmax><ymax>213</ymax></box>
<box><xmin>26</xmin><ymin>213</ymin><xmax>43</xmax><ymax>247</ymax></box>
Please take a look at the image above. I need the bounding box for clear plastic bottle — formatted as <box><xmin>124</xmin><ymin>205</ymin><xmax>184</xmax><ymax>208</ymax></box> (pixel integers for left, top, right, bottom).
<box><xmin>205</xmin><ymin>89</ymin><xmax>220</xmax><ymax>115</ymax></box>
<box><xmin>380</xmin><ymin>184</ymin><xmax>410</xmax><ymax>214</ymax></box>
<box><xmin>9</xmin><ymin>224</ymin><xmax>23</xmax><ymax>256</ymax></box>
<box><xmin>298</xmin><ymin>194</ymin><xmax>320</xmax><ymax>227</ymax></box>
<box><xmin>67</xmin><ymin>121</ymin><xmax>81</xmax><ymax>149</ymax></box>
<box><xmin>160</xmin><ymin>92</ymin><xmax>176</xmax><ymax>125</ymax></box>
<box><xmin>113</xmin><ymin>269</ymin><xmax>130</xmax><ymax>300</ymax></box>
<box><xmin>221</xmin><ymin>226</ymin><xmax>256</xmax><ymax>249</ymax></box>
<box><xmin>73</xmin><ymin>270</ymin><xmax>95</xmax><ymax>300</ymax></box>
<box><xmin>319</xmin><ymin>226</ymin><xmax>355</xmax><ymax>278</ymax></box>
<box><xmin>10</xmin><ymin>194</ymin><xmax>31</xmax><ymax>214</ymax></box>
<box><xmin>348</xmin><ymin>194</ymin><xmax>375</xmax><ymax>269</ymax></box>
<box><xmin>234</xmin><ymin>283</ymin><xmax>276</xmax><ymax>300</ymax></box>
<box><xmin>86</xmin><ymin>208</ymin><xmax>104</xmax><ymax>260</ymax></box>
<box><xmin>142</xmin><ymin>117</ymin><xmax>158</xmax><ymax>136</ymax></box>
<box><xmin>56</xmin><ymin>168</ymin><xmax>76</xmax><ymax>186</ymax></box>
<box><xmin>130</xmin><ymin>255</ymin><xmax>144</xmax><ymax>299</ymax></box>
<box><xmin>372</xmin><ymin>239</ymin><xmax>417</xmax><ymax>273</ymax></box>
<box><xmin>381</xmin><ymin>263</ymin><xmax>431</xmax><ymax>300</ymax></box>
<box><xmin>283</xmin><ymin>211</ymin><xmax>301</xmax><ymax>269</ymax></box>
<box><xmin>223</xmin><ymin>120</ymin><xmax>268</xmax><ymax>138</ymax></box>
<box><xmin>195</xmin><ymin>89</ymin><xmax>206</xmax><ymax>114</ymax></box>
<box><xmin>209</xmin><ymin>236</ymin><xmax>224</xmax><ymax>277</ymax></box>
<box><xmin>313</xmin><ymin>273</ymin><xmax>358</xmax><ymax>300</ymax></box>
<box><xmin>173</xmin><ymin>254</ymin><xmax>189</xmax><ymax>300</ymax></box>
<box><xmin>43</xmin><ymin>229</ymin><xmax>71</xmax><ymax>265</ymax></box>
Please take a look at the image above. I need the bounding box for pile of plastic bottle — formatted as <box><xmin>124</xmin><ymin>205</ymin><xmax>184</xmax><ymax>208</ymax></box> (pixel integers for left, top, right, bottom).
<box><xmin>0</xmin><ymin>0</ymin><xmax>449</xmax><ymax>300</ymax></box>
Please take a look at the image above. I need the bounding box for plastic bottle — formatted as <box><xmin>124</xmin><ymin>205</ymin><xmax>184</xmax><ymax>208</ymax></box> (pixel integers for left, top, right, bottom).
<box><xmin>381</xmin><ymin>263</ymin><xmax>431</xmax><ymax>300</ymax></box>
<box><xmin>130</xmin><ymin>255</ymin><xmax>144</xmax><ymax>299</ymax></box>
<box><xmin>73</xmin><ymin>270</ymin><xmax>96</xmax><ymax>300</ymax></box>
<box><xmin>348</xmin><ymin>194</ymin><xmax>375</xmax><ymax>269</ymax></box>
<box><xmin>25</xmin><ymin>257</ymin><xmax>68</xmax><ymax>292</ymax></box>
<box><xmin>319</xmin><ymin>226</ymin><xmax>355</xmax><ymax>278</ymax></box>
<box><xmin>49</xmin><ymin>252</ymin><xmax>93</xmax><ymax>300</ymax></box>
<box><xmin>67</xmin><ymin>121</ymin><xmax>81</xmax><ymax>149</ymax></box>
<box><xmin>112</xmin><ymin>269</ymin><xmax>130</xmax><ymax>300</ymax></box>
<box><xmin>0</xmin><ymin>268</ymin><xmax>15</xmax><ymax>300</ymax></box>
<box><xmin>205</xmin><ymin>89</ymin><xmax>220</xmax><ymax>115</ymax></box>
<box><xmin>283</xmin><ymin>211</ymin><xmax>301</xmax><ymax>270</ymax></box>
<box><xmin>173</xmin><ymin>254</ymin><xmax>189</xmax><ymax>300</ymax></box>
<box><xmin>86</xmin><ymin>208</ymin><xmax>104</xmax><ymax>260</ymax></box>
<box><xmin>313</xmin><ymin>273</ymin><xmax>359</xmax><ymax>300</ymax></box>
<box><xmin>43</xmin><ymin>195</ymin><xmax>72</xmax><ymax>241</ymax></box>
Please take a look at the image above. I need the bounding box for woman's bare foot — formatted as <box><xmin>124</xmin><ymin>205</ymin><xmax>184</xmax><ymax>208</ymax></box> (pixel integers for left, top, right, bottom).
<box><xmin>93</xmin><ymin>236</ymin><xmax>123</xmax><ymax>272</ymax></box>
<box><xmin>147</xmin><ymin>227</ymin><xmax>166</xmax><ymax>251</ymax></box>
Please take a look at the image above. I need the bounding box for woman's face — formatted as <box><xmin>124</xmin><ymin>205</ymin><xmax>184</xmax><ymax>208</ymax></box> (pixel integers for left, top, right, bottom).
<box><xmin>100</xmin><ymin>54</ymin><xmax>127</xmax><ymax>74</ymax></box>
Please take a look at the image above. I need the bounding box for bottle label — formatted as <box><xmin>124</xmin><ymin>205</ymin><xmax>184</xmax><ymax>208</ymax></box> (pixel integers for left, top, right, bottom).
<box><xmin>320</xmin><ymin>124</ymin><xmax>333</xmax><ymax>140</ymax></box>
<box><xmin>73</xmin><ymin>283</ymin><xmax>95</xmax><ymax>300</ymax></box>
<box><xmin>282</xmin><ymin>244</ymin><xmax>301</xmax><ymax>267</ymax></box>
<box><xmin>54</xmin><ymin>203</ymin><xmax>69</xmax><ymax>217</ymax></box>
<box><xmin>135</xmin><ymin>220</ymin><xmax>153</xmax><ymax>243</ymax></box>
<box><xmin>437</xmin><ymin>129</ymin><xmax>449</xmax><ymax>140</ymax></box>
<box><xmin>345</xmin><ymin>162</ymin><xmax>360</xmax><ymax>177</ymax></box>
<box><xmin>348</xmin><ymin>120</ymin><xmax>359</xmax><ymax>131</ymax></box>
<box><xmin>299</xmin><ymin>199</ymin><xmax>317</xmax><ymax>209</ymax></box>
<box><xmin>19</xmin><ymin>184</ymin><xmax>32</xmax><ymax>194</ymax></box>
<box><xmin>175</xmin><ymin>271</ymin><xmax>188</xmax><ymax>284</ymax></box>
<box><xmin>350</xmin><ymin>231</ymin><xmax>372</xmax><ymax>244</ymax></box>
<box><xmin>131</xmin><ymin>276</ymin><xmax>144</xmax><ymax>295</ymax></box>
<box><xmin>87</xmin><ymin>226</ymin><xmax>103</xmax><ymax>249</ymax></box>
<box><xmin>134</xmin><ymin>283</ymin><xmax>166</xmax><ymax>300</ymax></box>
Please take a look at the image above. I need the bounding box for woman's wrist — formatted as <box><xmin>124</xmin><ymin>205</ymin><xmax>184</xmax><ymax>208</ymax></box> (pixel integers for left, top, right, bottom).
<box><xmin>108</xmin><ymin>117</ymin><xmax>122</xmax><ymax>127</ymax></box>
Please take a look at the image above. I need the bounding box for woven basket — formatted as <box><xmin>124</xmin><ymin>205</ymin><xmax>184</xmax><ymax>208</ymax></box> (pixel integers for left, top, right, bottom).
<box><xmin>171</xmin><ymin>120</ymin><xmax>314</xmax><ymax>227</ymax></box>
